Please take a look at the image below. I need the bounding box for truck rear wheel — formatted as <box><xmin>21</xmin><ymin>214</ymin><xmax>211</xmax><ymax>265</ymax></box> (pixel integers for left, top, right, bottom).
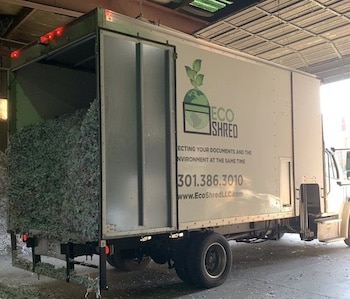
<box><xmin>173</xmin><ymin>237</ymin><xmax>198</xmax><ymax>285</ymax></box>
<box><xmin>187</xmin><ymin>232</ymin><xmax>232</xmax><ymax>288</ymax></box>
<box><xmin>107</xmin><ymin>249</ymin><xmax>151</xmax><ymax>272</ymax></box>
<box><xmin>174</xmin><ymin>255</ymin><xmax>194</xmax><ymax>285</ymax></box>
<box><xmin>344</xmin><ymin>219</ymin><xmax>350</xmax><ymax>246</ymax></box>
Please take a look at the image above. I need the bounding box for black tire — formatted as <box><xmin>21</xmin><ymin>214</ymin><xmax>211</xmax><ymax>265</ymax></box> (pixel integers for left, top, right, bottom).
<box><xmin>344</xmin><ymin>219</ymin><xmax>350</xmax><ymax>246</ymax></box>
<box><xmin>107</xmin><ymin>249</ymin><xmax>151</xmax><ymax>272</ymax></box>
<box><xmin>173</xmin><ymin>239</ymin><xmax>195</xmax><ymax>285</ymax></box>
<box><xmin>269</xmin><ymin>230</ymin><xmax>285</xmax><ymax>240</ymax></box>
<box><xmin>174</xmin><ymin>255</ymin><xmax>194</xmax><ymax>285</ymax></box>
<box><xmin>187</xmin><ymin>232</ymin><xmax>232</xmax><ymax>288</ymax></box>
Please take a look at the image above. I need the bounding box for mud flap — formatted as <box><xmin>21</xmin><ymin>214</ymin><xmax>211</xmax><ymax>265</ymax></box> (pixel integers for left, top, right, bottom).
<box><xmin>300</xmin><ymin>183</ymin><xmax>321</xmax><ymax>240</ymax></box>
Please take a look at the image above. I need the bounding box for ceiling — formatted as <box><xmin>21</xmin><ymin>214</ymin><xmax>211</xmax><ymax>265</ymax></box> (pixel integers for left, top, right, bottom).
<box><xmin>0</xmin><ymin>0</ymin><xmax>350</xmax><ymax>83</ymax></box>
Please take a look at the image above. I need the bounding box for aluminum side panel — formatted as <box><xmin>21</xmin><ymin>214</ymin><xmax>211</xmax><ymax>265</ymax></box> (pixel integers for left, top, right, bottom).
<box><xmin>176</xmin><ymin>43</ymin><xmax>294</xmax><ymax>227</ymax></box>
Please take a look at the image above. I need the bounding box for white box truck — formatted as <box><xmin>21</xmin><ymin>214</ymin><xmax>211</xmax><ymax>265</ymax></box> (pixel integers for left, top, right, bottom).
<box><xmin>6</xmin><ymin>8</ymin><xmax>350</xmax><ymax>296</ymax></box>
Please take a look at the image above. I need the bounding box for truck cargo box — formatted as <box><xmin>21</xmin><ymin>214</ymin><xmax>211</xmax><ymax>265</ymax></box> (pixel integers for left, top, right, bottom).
<box><xmin>8</xmin><ymin>9</ymin><xmax>324</xmax><ymax>242</ymax></box>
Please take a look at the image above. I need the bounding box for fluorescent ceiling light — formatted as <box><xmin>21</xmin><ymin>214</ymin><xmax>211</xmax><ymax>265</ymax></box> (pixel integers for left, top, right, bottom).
<box><xmin>150</xmin><ymin>0</ymin><xmax>173</xmax><ymax>3</ymax></box>
<box><xmin>189</xmin><ymin>0</ymin><xmax>233</xmax><ymax>13</ymax></box>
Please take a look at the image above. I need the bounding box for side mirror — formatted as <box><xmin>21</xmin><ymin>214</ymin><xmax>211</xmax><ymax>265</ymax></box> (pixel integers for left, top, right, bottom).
<box><xmin>346</xmin><ymin>151</ymin><xmax>350</xmax><ymax>171</ymax></box>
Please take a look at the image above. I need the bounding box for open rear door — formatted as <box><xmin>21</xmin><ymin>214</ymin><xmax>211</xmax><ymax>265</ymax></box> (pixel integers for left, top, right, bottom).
<box><xmin>99</xmin><ymin>30</ymin><xmax>177</xmax><ymax>238</ymax></box>
<box><xmin>292</xmin><ymin>72</ymin><xmax>324</xmax><ymax>239</ymax></box>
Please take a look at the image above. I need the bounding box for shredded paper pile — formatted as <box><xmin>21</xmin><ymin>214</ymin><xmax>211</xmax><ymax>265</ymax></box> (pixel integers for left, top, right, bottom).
<box><xmin>8</xmin><ymin>99</ymin><xmax>100</xmax><ymax>243</ymax></box>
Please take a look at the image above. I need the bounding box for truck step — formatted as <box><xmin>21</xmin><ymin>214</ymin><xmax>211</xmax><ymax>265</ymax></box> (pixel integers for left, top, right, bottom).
<box><xmin>314</xmin><ymin>215</ymin><xmax>340</xmax><ymax>223</ymax></box>
<box><xmin>316</xmin><ymin>216</ymin><xmax>341</xmax><ymax>241</ymax></box>
<box><xmin>320</xmin><ymin>237</ymin><xmax>345</xmax><ymax>243</ymax></box>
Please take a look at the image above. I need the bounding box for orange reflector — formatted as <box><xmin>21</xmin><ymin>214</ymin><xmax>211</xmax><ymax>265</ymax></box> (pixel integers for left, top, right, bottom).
<box><xmin>10</xmin><ymin>50</ymin><xmax>20</xmax><ymax>59</ymax></box>
<box><xmin>22</xmin><ymin>234</ymin><xmax>28</xmax><ymax>242</ymax></box>
<box><xmin>105</xmin><ymin>245</ymin><xmax>110</xmax><ymax>255</ymax></box>
<box><xmin>40</xmin><ymin>26</ymin><xmax>64</xmax><ymax>44</ymax></box>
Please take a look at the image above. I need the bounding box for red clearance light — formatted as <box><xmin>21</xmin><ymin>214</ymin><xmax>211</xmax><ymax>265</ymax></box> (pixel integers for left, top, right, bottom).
<box><xmin>105</xmin><ymin>245</ymin><xmax>110</xmax><ymax>255</ymax></box>
<box><xmin>22</xmin><ymin>234</ymin><xmax>28</xmax><ymax>242</ymax></box>
<box><xmin>40</xmin><ymin>26</ymin><xmax>64</xmax><ymax>44</ymax></box>
<box><xmin>10</xmin><ymin>50</ymin><xmax>20</xmax><ymax>59</ymax></box>
<box><xmin>105</xmin><ymin>9</ymin><xmax>113</xmax><ymax>22</ymax></box>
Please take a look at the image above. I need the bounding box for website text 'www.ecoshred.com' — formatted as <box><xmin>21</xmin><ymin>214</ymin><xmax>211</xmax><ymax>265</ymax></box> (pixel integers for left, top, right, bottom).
<box><xmin>177</xmin><ymin>190</ymin><xmax>243</xmax><ymax>200</ymax></box>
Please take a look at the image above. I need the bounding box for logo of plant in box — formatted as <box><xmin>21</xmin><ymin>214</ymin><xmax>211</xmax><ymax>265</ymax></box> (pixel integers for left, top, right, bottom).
<box><xmin>183</xmin><ymin>59</ymin><xmax>238</xmax><ymax>139</ymax></box>
<box><xmin>183</xmin><ymin>59</ymin><xmax>210</xmax><ymax>134</ymax></box>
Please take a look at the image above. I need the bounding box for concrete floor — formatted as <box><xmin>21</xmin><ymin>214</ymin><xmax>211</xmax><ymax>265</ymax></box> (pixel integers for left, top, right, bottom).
<box><xmin>1</xmin><ymin>233</ymin><xmax>350</xmax><ymax>299</ymax></box>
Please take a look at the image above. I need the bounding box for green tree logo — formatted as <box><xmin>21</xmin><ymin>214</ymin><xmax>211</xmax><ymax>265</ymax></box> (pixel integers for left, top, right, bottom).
<box><xmin>183</xmin><ymin>59</ymin><xmax>210</xmax><ymax>132</ymax></box>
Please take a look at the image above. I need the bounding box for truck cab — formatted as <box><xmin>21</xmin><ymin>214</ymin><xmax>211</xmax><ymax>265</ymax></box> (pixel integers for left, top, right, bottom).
<box><xmin>321</xmin><ymin>148</ymin><xmax>350</xmax><ymax>245</ymax></box>
<box><xmin>309</xmin><ymin>148</ymin><xmax>350</xmax><ymax>244</ymax></box>
<box><xmin>324</xmin><ymin>148</ymin><xmax>350</xmax><ymax>214</ymax></box>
